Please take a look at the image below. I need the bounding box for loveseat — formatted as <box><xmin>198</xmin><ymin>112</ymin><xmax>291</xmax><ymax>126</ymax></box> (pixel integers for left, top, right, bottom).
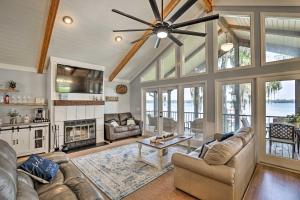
<box><xmin>104</xmin><ymin>112</ymin><xmax>143</xmax><ymax>142</ymax></box>
<box><xmin>172</xmin><ymin>127</ymin><xmax>256</xmax><ymax>200</ymax></box>
<box><xmin>0</xmin><ymin>140</ymin><xmax>103</xmax><ymax>200</ymax></box>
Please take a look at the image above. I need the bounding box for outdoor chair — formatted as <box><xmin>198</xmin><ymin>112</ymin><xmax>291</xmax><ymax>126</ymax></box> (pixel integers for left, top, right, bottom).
<box><xmin>269</xmin><ymin>123</ymin><xmax>296</xmax><ymax>158</ymax></box>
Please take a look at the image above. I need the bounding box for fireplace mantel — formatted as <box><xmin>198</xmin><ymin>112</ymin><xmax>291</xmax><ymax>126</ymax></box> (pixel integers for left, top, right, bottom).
<box><xmin>54</xmin><ymin>100</ymin><xmax>105</xmax><ymax>106</ymax></box>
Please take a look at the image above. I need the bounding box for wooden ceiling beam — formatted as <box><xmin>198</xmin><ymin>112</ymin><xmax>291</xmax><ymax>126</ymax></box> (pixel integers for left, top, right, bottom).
<box><xmin>109</xmin><ymin>0</ymin><xmax>181</xmax><ymax>81</ymax></box>
<box><xmin>201</xmin><ymin>0</ymin><xmax>213</xmax><ymax>13</ymax></box>
<box><xmin>37</xmin><ymin>0</ymin><xmax>60</xmax><ymax>74</ymax></box>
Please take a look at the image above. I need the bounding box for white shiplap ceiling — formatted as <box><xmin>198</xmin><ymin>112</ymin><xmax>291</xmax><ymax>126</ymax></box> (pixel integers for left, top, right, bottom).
<box><xmin>0</xmin><ymin>0</ymin><xmax>299</xmax><ymax>81</ymax></box>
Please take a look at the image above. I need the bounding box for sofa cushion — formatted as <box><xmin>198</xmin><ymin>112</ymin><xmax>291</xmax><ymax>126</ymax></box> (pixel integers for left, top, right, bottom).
<box><xmin>41</xmin><ymin>152</ymin><xmax>70</xmax><ymax>164</ymax></box>
<box><xmin>59</xmin><ymin>163</ymin><xmax>83</xmax><ymax>183</ymax></box>
<box><xmin>114</xmin><ymin>126</ymin><xmax>128</xmax><ymax>133</ymax></box>
<box><xmin>17</xmin><ymin>170</ymin><xmax>34</xmax><ymax>188</ymax></box>
<box><xmin>39</xmin><ymin>185</ymin><xmax>78</xmax><ymax>200</ymax></box>
<box><xmin>119</xmin><ymin>112</ymin><xmax>133</xmax><ymax>126</ymax></box>
<box><xmin>16</xmin><ymin>181</ymin><xmax>39</xmax><ymax>200</ymax></box>
<box><xmin>35</xmin><ymin>169</ymin><xmax>64</xmax><ymax>195</ymax></box>
<box><xmin>204</xmin><ymin>137</ymin><xmax>243</xmax><ymax>165</ymax></box>
<box><xmin>104</xmin><ymin>113</ymin><xmax>120</xmax><ymax>124</ymax></box>
<box><xmin>65</xmin><ymin>177</ymin><xmax>103</xmax><ymax>200</ymax></box>
<box><xmin>127</xmin><ymin>125</ymin><xmax>140</xmax><ymax>131</ymax></box>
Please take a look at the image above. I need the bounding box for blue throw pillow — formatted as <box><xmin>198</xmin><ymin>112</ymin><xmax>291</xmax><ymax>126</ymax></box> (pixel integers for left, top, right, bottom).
<box><xmin>19</xmin><ymin>155</ymin><xmax>59</xmax><ymax>182</ymax></box>
<box><xmin>220</xmin><ymin>132</ymin><xmax>234</xmax><ymax>141</ymax></box>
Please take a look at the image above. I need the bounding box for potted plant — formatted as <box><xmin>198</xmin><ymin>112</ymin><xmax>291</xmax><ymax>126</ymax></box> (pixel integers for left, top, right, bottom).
<box><xmin>7</xmin><ymin>109</ymin><xmax>20</xmax><ymax>124</ymax></box>
<box><xmin>286</xmin><ymin>113</ymin><xmax>300</xmax><ymax>128</ymax></box>
<box><xmin>8</xmin><ymin>80</ymin><xmax>16</xmax><ymax>90</ymax></box>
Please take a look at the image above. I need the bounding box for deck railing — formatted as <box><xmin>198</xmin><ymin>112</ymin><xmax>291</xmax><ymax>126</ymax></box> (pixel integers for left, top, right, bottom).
<box><xmin>146</xmin><ymin>111</ymin><xmax>291</xmax><ymax>137</ymax></box>
<box><xmin>145</xmin><ymin>111</ymin><xmax>204</xmax><ymax>130</ymax></box>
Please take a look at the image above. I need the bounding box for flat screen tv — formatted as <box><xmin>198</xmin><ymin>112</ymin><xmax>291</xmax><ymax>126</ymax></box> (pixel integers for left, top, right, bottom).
<box><xmin>56</xmin><ymin>64</ymin><xmax>103</xmax><ymax>94</ymax></box>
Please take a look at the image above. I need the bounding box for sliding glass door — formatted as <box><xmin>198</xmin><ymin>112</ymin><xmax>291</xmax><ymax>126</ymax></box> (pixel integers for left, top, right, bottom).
<box><xmin>183</xmin><ymin>84</ymin><xmax>205</xmax><ymax>141</ymax></box>
<box><xmin>144</xmin><ymin>89</ymin><xmax>159</xmax><ymax>135</ymax></box>
<box><xmin>160</xmin><ymin>87</ymin><xmax>178</xmax><ymax>134</ymax></box>
<box><xmin>143</xmin><ymin>87</ymin><xmax>178</xmax><ymax>136</ymax></box>
<box><xmin>258</xmin><ymin>75</ymin><xmax>300</xmax><ymax>171</ymax></box>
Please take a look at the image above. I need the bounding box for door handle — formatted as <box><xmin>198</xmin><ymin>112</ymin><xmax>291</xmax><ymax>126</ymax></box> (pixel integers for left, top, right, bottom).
<box><xmin>16</xmin><ymin>139</ymin><xmax>18</xmax><ymax>145</ymax></box>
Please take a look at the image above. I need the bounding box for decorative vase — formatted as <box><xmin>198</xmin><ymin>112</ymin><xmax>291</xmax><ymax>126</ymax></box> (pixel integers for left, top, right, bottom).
<box><xmin>10</xmin><ymin>117</ymin><xmax>17</xmax><ymax>124</ymax></box>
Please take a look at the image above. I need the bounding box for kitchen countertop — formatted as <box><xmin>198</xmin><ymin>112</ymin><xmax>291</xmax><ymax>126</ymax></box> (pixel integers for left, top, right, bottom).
<box><xmin>0</xmin><ymin>122</ymin><xmax>50</xmax><ymax>129</ymax></box>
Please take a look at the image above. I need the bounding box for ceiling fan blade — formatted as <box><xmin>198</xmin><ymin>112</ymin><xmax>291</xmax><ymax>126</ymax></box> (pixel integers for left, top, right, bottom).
<box><xmin>168</xmin><ymin>33</ymin><xmax>183</xmax><ymax>46</ymax></box>
<box><xmin>168</xmin><ymin>0</ymin><xmax>197</xmax><ymax>23</ymax></box>
<box><xmin>112</xmin><ymin>9</ymin><xmax>155</xmax><ymax>27</ymax></box>
<box><xmin>172</xmin><ymin>14</ymin><xmax>220</xmax><ymax>29</ymax></box>
<box><xmin>154</xmin><ymin>38</ymin><xmax>161</xmax><ymax>48</ymax></box>
<box><xmin>171</xmin><ymin>29</ymin><xmax>207</xmax><ymax>37</ymax></box>
<box><xmin>113</xmin><ymin>28</ymin><xmax>153</xmax><ymax>32</ymax></box>
<box><xmin>149</xmin><ymin>0</ymin><xmax>162</xmax><ymax>21</ymax></box>
<box><xmin>131</xmin><ymin>33</ymin><xmax>153</xmax><ymax>44</ymax></box>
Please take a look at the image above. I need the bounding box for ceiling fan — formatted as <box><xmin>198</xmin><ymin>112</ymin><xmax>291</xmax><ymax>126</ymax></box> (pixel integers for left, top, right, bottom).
<box><xmin>112</xmin><ymin>0</ymin><xmax>219</xmax><ymax>48</ymax></box>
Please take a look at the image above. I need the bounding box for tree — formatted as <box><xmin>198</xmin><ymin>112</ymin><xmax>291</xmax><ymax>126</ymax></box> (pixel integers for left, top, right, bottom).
<box><xmin>266</xmin><ymin>81</ymin><xmax>283</xmax><ymax>102</ymax></box>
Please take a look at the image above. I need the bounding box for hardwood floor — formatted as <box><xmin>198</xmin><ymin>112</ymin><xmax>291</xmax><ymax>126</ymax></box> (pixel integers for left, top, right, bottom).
<box><xmin>68</xmin><ymin>138</ymin><xmax>300</xmax><ymax>200</ymax></box>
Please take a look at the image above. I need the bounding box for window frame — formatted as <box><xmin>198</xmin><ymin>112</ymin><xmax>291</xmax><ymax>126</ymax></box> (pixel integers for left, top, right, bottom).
<box><xmin>159</xmin><ymin>45</ymin><xmax>178</xmax><ymax>81</ymax></box>
<box><xmin>140</xmin><ymin>60</ymin><xmax>158</xmax><ymax>83</ymax></box>
<box><xmin>215</xmin><ymin>78</ymin><xmax>255</xmax><ymax>133</ymax></box>
<box><xmin>261</xmin><ymin>12</ymin><xmax>300</xmax><ymax>67</ymax></box>
<box><xmin>180</xmin><ymin>22</ymin><xmax>208</xmax><ymax>78</ymax></box>
<box><xmin>214</xmin><ymin>11</ymin><xmax>255</xmax><ymax>73</ymax></box>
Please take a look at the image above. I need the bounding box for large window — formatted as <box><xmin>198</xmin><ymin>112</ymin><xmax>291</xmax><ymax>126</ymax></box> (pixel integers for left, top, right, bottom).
<box><xmin>141</xmin><ymin>62</ymin><xmax>156</xmax><ymax>82</ymax></box>
<box><xmin>262</xmin><ymin>14</ymin><xmax>300</xmax><ymax>64</ymax></box>
<box><xmin>221</xmin><ymin>82</ymin><xmax>252</xmax><ymax>132</ymax></box>
<box><xmin>182</xmin><ymin>23</ymin><xmax>206</xmax><ymax>76</ymax></box>
<box><xmin>160</xmin><ymin>46</ymin><xmax>176</xmax><ymax>80</ymax></box>
<box><xmin>217</xmin><ymin>14</ymin><xmax>252</xmax><ymax>70</ymax></box>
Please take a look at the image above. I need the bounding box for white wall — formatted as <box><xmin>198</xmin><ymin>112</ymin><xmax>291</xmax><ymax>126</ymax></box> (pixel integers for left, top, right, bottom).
<box><xmin>0</xmin><ymin>67</ymin><xmax>47</xmax><ymax>123</ymax></box>
<box><xmin>104</xmin><ymin>80</ymin><xmax>130</xmax><ymax>114</ymax></box>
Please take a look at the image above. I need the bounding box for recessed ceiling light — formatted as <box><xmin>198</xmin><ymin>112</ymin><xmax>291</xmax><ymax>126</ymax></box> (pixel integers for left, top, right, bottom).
<box><xmin>115</xmin><ymin>35</ymin><xmax>123</xmax><ymax>42</ymax></box>
<box><xmin>63</xmin><ymin>16</ymin><xmax>73</xmax><ymax>24</ymax></box>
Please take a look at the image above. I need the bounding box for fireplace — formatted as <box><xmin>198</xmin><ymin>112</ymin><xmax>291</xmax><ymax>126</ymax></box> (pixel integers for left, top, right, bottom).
<box><xmin>63</xmin><ymin>119</ymin><xmax>96</xmax><ymax>150</ymax></box>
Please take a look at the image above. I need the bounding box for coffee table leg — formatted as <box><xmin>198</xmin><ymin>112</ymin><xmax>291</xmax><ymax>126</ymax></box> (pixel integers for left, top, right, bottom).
<box><xmin>138</xmin><ymin>143</ymin><xmax>142</xmax><ymax>160</ymax></box>
<box><xmin>158</xmin><ymin>149</ymin><xmax>163</xmax><ymax>170</ymax></box>
<box><xmin>187</xmin><ymin>139</ymin><xmax>191</xmax><ymax>153</ymax></box>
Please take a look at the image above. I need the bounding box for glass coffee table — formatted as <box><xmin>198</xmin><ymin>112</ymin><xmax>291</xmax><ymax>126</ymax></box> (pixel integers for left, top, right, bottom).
<box><xmin>137</xmin><ymin>135</ymin><xmax>192</xmax><ymax>170</ymax></box>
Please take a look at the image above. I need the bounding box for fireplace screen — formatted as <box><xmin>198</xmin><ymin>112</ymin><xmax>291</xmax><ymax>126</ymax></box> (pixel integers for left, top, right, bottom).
<box><xmin>64</xmin><ymin>119</ymin><xmax>96</xmax><ymax>144</ymax></box>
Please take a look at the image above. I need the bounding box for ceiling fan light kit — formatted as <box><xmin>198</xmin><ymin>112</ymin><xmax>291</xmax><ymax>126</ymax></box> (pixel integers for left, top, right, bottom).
<box><xmin>112</xmin><ymin>0</ymin><xmax>219</xmax><ymax>48</ymax></box>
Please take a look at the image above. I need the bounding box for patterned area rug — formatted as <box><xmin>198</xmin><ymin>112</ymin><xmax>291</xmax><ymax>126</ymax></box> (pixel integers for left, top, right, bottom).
<box><xmin>72</xmin><ymin>143</ymin><xmax>187</xmax><ymax>200</ymax></box>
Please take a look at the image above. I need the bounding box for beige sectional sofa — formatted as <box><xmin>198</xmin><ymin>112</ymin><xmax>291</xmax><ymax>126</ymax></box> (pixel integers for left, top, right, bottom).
<box><xmin>172</xmin><ymin>127</ymin><xmax>256</xmax><ymax>200</ymax></box>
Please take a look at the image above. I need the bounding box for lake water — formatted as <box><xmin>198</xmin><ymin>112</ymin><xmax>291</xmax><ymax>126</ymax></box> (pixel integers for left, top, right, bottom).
<box><xmin>147</xmin><ymin>102</ymin><xmax>296</xmax><ymax>117</ymax></box>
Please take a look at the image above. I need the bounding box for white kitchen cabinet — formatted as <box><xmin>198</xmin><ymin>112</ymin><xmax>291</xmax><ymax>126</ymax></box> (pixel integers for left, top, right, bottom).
<box><xmin>0</xmin><ymin>129</ymin><xmax>13</xmax><ymax>146</ymax></box>
<box><xmin>30</xmin><ymin>126</ymin><xmax>48</xmax><ymax>154</ymax></box>
<box><xmin>14</xmin><ymin>128</ymin><xmax>31</xmax><ymax>156</ymax></box>
<box><xmin>0</xmin><ymin>124</ymin><xmax>49</xmax><ymax>157</ymax></box>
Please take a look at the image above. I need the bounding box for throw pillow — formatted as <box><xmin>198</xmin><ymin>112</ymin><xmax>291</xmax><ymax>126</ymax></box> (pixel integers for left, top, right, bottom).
<box><xmin>219</xmin><ymin>132</ymin><xmax>234</xmax><ymax>141</ymax></box>
<box><xmin>19</xmin><ymin>155</ymin><xmax>59</xmax><ymax>183</ymax></box>
<box><xmin>127</xmin><ymin>118</ymin><xmax>136</xmax><ymax>126</ymax></box>
<box><xmin>198</xmin><ymin>140</ymin><xmax>218</xmax><ymax>158</ymax></box>
<box><xmin>17</xmin><ymin>169</ymin><xmax>49</xmax><ymax>184</ymax></box>
<box><xmin>110</xmin><ymin>120</ymin><xmax>119</xmax><ymax>127</ymax></box>
<box><xmin>204</xmin><ymin>137</ymin><xmax>243</xmax><ymax>165</ymax></box>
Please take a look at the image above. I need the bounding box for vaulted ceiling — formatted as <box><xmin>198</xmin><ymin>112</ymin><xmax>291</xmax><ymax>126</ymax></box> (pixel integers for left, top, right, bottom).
<box><xmin>0</xmin><ymin>0</ymin><xmax>299</xmax><ymax>82</ymax></box>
